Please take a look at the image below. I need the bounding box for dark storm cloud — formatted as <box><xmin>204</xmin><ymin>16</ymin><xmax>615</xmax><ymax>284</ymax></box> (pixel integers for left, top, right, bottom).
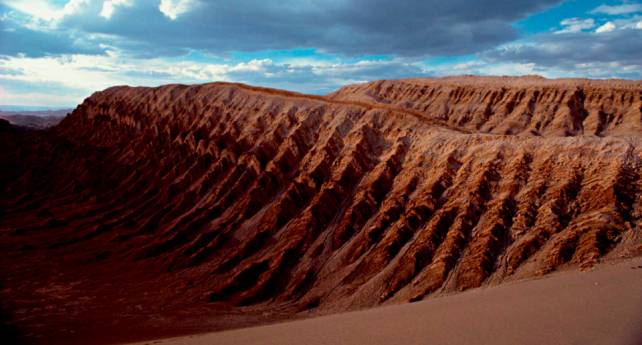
<box><xmin>0</xmin><ymin>26</ymin><xmax>106</xmax><ymax>57</ymax></box>
<box><xmin>55</xmin><ymin>0</ymin><xmax>562</xmax><ymax>57</ymax></box>
<box><xmin>485</xmin><ymin>28</ymin><xmax>642</xmax><ymax>68</ymax></box>
<box><xmin>0</xmin><ymin>4</ymin><xmax>101</xmax><ymax>57</ymax></box>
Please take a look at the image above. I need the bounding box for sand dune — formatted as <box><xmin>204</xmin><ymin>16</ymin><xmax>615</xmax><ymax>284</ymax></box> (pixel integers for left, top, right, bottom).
<box><xmin>125</xmin><ymin>257</ymin><xmax>642</xmax><ymax>345</ymax></box>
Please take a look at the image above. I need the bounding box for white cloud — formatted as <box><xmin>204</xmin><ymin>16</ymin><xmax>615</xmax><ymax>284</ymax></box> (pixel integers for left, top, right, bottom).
<box><xmin>0</xmin><ymin>52</ymin><xmax>241</xmax><ymax>94</ymax></box>
<box><xmin>60</xmin><ymin>0</ymin><xmax>90</xmax><ymax>18</ymax></box>
<box><xmin>604</xmin><ymin>16</ymin><xmax>642</xmax><ymax>30</ymax></box>
<box><xmin>159</xmin><ymin>0</ymin><xmax>197</xmax><ymax>20</ymax></box>
<box><xmin>228</xmin><ymin>59</ymin><xmax>273</xmax><ymax>73</ymax></box>
<box><xmin>100</xmin><ymin>0</ymin><xmax>133</xmax><ymax>19</ymax></box>
<box><xmin>0</xmin><ymin>54</ymin><xmax>118</xmax><ymax>91</ymax></box>
<box><xmin>577</xmin><ymin>16</ymin><xmax>642</xmax><ymax>32</ymax></box>
<box><xmin>0</xmin><ymin>50</ymin><xmax>434</xmax><ymax>106</ymax></box>
<box><xmin>435</xmin><ymin>60</ymin><xmax>537</xmax><ymax>77</ymax></box>
<box><xmin>1</xmin><ymin>0</ymin><xmax>60</xmax><ymax>20</ymax></box>
<box><xmin>596</xmin><ymin>21</ymin><xmax>616</xmax><ymax>33</ymax></box>
<box><xmin>555</xmin><ymin>18</ymin><xmax>595</xmax><ymax>34</ymax></box>
<box><xmin>592</xmin><ymin>3</ymin><xmax>642</xmax><ymax>15</ymax></box>
<box><xmin>1</xmin><ymin>0</ymin><xmax>89</xmax><ymax>21</ymax></box>
<box><xmin>0</xmin><ymin>85</ymin><xmax>83</xmax><ymax>107</ymax></box>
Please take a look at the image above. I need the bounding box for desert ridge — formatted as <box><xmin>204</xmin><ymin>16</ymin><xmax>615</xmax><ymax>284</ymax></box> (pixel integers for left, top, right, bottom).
<box><xmin>0</xmin><ymin>76</ymin><xmax>641</xmax><ymax>344</ymax></box>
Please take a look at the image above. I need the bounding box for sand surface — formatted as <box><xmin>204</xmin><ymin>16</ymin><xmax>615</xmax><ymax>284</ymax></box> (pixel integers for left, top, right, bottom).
<box><xmin>126</xmin><ymin>257</ymin><xmax>642</xmax><ymax>345</ymax></box>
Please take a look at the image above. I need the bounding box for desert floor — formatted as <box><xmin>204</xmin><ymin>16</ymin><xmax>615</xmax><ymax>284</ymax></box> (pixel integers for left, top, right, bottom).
<box><xmin>124</xmin><ymin>256</ymin><xmax>642</xmax><ymax>345</ymax></box>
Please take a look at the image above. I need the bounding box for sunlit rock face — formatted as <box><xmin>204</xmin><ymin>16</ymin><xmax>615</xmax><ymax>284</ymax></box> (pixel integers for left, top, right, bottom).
<box><xmin>1</xmin><ymin>77</ymin><xmax>641</xmax><ymax>343</ymax></box>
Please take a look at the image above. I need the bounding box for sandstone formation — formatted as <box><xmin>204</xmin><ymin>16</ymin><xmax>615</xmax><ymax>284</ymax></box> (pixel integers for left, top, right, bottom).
<box><xmin>331</xmin><ymin>76</ymin><xmax>642</xmax><ymax>136</ymax></box>
<box><xmin>0</xmin><ymin>76</ymin><xmax>641</xmax><ymax>344</ymax></box>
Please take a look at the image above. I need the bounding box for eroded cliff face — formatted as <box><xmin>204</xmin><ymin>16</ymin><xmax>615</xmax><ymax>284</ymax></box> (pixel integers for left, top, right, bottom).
<box><xmin>330</xmin><ymin>76</ymin><xmax>642</xmax><ymax>137</ymax></box>
<box><xmin>1</xmin><ymin>78</ymin><xmax>641</xmax><ymax>343</ymax></box>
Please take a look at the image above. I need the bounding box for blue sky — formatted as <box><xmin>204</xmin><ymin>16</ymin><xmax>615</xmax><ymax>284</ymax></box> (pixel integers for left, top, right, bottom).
<box><xmin>0</xmin><ymin>0</ymin><xmax>641</xmax><ymax>108</ymax></box>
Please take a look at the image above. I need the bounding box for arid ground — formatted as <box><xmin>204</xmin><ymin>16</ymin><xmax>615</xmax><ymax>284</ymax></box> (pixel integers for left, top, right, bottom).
<box><xmin>125</xmin><ymin>257</ymin><xmax>642</xmax><ymax>345</ymax></box>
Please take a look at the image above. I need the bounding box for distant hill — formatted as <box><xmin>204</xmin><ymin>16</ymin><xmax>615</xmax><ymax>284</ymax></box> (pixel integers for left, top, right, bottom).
<box><xmin>0</xmin><ymin>109</ymin><xmax>70</xmax><ymax>129</ymax></box>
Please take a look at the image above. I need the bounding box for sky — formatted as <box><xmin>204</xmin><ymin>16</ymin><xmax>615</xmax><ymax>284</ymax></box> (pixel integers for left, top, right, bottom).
<box><xmin>0</xmin><ymin>0</ymin><xmax>641</xmax><ymax>108</ymax></box>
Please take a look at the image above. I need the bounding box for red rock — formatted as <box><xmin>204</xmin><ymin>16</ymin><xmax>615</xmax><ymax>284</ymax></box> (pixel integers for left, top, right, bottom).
<box><xmin>0</xmin><ymin>77</ymin><xmax>641</xmax><ymax>344</ymax></box>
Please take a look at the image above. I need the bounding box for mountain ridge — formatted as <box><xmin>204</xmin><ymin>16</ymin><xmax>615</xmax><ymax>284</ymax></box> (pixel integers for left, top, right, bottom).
<box><xmin>1</xmin><ymin>76</ymin><xmax>641</xmax><ymax>344</ymax></box>
<box><xmin>331</xmin><ymin>76</ymin><xmax>642</xmax><ymax>137</ymax></box>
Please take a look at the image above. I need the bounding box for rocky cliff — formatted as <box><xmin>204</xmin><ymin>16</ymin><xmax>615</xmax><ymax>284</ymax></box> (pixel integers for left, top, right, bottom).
<box><xmin>330</xmin><ymin>76</ymin><xmax>642</xmax><ymax>137</ymax></box>
<box><xmin>1</xmin><ymin>77</ymin><xmax>641</xmax><ymax>343</ymax></box>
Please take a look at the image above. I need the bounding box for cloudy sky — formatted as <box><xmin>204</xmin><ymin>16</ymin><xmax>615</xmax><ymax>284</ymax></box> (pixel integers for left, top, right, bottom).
<box><xmin>0</xmin><ymin>0</ymin><xmax>641</xmax><ymax>108</ymax></box>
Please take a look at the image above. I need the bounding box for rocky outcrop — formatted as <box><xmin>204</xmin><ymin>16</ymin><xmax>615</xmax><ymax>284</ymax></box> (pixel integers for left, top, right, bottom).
<box><xmin>1</xmin><ymin>77</ymin><xmax>641</xmax><ymax>343</ymax></box>
<box><xmin>330</xmin><ymin>76</ymin><xmax>642</xmax><ymax>137</ymax></box>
